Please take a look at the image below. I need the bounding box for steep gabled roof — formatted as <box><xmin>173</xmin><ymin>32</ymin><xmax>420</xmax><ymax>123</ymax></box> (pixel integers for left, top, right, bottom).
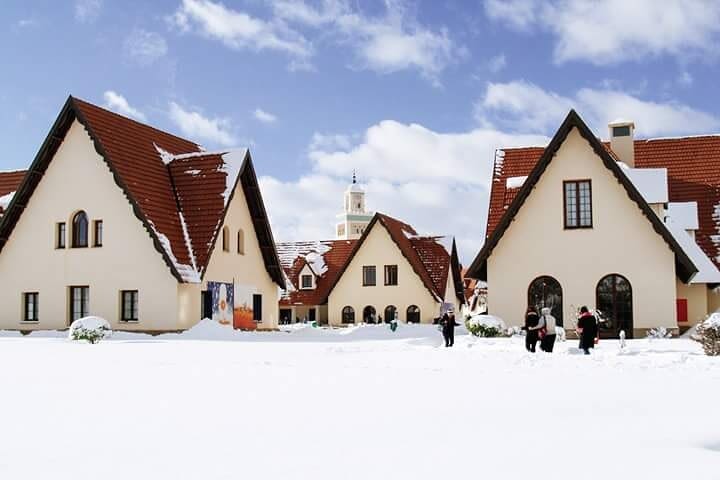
<box><xmin>322</xmin><ymin>212</ymin><xmax>464</xmax><ymax>303</ymax></box>
<box><xmin>0</xmin><ymin>96</ymin><xmax>284</xmax><ymax>287</ymax></box>
<box><xmin>277</xmin><ymin>239</ymin><xmax>357</xmax><ymax>306</ymax></box>
<box><xmin>467</xmin><ymin>110</ymin><xmax>698</xmax><ymax>283</ymax></box>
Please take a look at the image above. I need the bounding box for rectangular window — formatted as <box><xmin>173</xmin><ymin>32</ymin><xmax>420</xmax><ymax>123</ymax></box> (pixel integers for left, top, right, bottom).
<box><xmin>384</xmin><ymin>265</ymin><xmax>398</xmax><ymax>286</ymax></box>
<box><xmin>362</xmin><ymin>266</ymin><xmax>376</xmax><ymax>286</ymax></box>
<box><xmin>56</xmin><ymin>222</ymin><xmax>66</xmax><ymax>249</ymax></box>
<box><xmin>612</xmin><ymin>125</ymin><xmax>631</xmax><ymax>137</ymax></box>
<box><xmin>69</xmin><ymin>286</ymin><xmax>89</xmax><ymax>322</ymax></box>
<box><xmin>121</xmin><ymin>290</ymin><xmax>138</xmax><ymax>322</ymax></box>
<box><xmin>253</xmin><ymin>294</ymin><xmax>262</xmax><ymax>322</ymax></box>
<box><xmin>564</xmin><ymin>180</ymin><xmax>592</xmax><ymax>229</ymax></box>
<box><xmin>23</xmin><ymin>292</ymin><xmax>39</xmax><ymax>322</ymax></box>
<box><xmin>301</xmin><ymin>274</ymin><xmax>313</xmax><ymax>289</ymax></box>
<box><xmin>93</xmin><ymin>220</ymin><xmax>103</xmax><ymax>247</ymax></box>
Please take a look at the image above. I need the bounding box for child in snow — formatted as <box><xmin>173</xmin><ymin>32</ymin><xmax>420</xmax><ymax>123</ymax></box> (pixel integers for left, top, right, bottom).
<box><xmin>441</xmin><ymin>308</ymin><xmax>459</xmax><ymax>347</ymax></box>
<box><xmin>577</xmin><ymin>306</ymin><xmax>598</xmax><ymax>355</ymax></box>
<box><xmin>523</xmin><ymin>306</ymin><xmax>540</xmax><ymax>352</ymax></box>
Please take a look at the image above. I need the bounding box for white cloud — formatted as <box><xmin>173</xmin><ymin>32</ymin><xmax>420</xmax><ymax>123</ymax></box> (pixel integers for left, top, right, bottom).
<box><xmin>272</xmin><ymin>0</ymin><xmax>462</xmax><ymax>82</ymax></box>
<box><xmin>253</xmin><ymin>108</ymin><xmax>277</xmax><ymax>124</ymax></box>
<box><xmin>124</xmin><ymin>30</ymin><xmax>168</xmax><ymax>66</ymax></box>
<box><xmin>168</xmin><ymin>102</ymin><xmax>236</xmax><ymax>146</ymax></box>
<box><xmin>476</xmin><ymin>80</ymin><xmax>720</xmax><ymax>137</ymax></box>
<box><xmin>75</xmin><ymin>0</ymin><xmax>102</xmax><ymax>23</ymax></box>
<box><xmin>260</xmin><ymin>120</ymin><xmax>547</xmax><ymax>262</ymax></box>
<box><xmin>169</xmin><ymin>0</ymin><xmax>312</xmax><ymax>62</ymax></box>
<box><xmin>484</xmin><ymin>0</ymin><xmax>720</xmax><ymax>65</ymax></box>
<box><xmin>487</xmin><ymin>53</ymin><xmax>507</xmax><ymax>73</ymax></box>
<box><xmin>103</xmin><ymin>91</ymin><xmax>147</xmax><ymax>122</ymax></box>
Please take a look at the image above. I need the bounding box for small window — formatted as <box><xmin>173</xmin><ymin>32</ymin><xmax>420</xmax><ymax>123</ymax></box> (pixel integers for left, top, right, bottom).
<box><xmin>56</xmin><ymin>222</ymin><xmax>66</xmax><ymax>249</ymax></box>
<box><xmin>121</xmin><ymin>290</ymin><xmax>138</xmax><ymax>322</ymax></box>
<box><xmin>71</xmin><ymin>211</ymin><xmax>88</xmax><ymax>248</ymax></box>
<box><xmin>69</xmin><ymin>286</ymin><xmax>89</xmax><ymax>322</ymax></box>
<box><xmin>612</xmin><ymin>125</ymin><xmax>631</xmax><ymax>137</ymax></box>
<box><xmin>23</xmin><ymin>292</ymin><xmax>39</xmax><ymax>322</ymax></box>
<box><xmin>384</xmin><ymin>265</ymin><xmax>398</xmax><ymax>286</ymax></box>
<box><xmin>301</xmin><ymin>274</ymin><xmax>313</xmax><ymax>289</ymax></box>
<box><xmin>362</xmin><ymin>266</ymin><xmax>376</xmax><ymax>286</ymax></box>
<box><xmin>564</xmin><ymin>180</ymin><xmax>592</xmax><ymax>229</ymax></box>
<box><xmin>253</xmin><ymin>294</ymin><xmax>262</xmax><ymax>322</ymax></box>
<box><xmin>342</xmin><ymin>306</ymin><xmax>355</xmax><ymax>324</ymax></box>
<box><xmin>222</xmin><ymin>226</ymin><xmax>229</xmax><ymax>252</ymax></box>
<box><xmin>237</xmin><ymin>229</ymin><xmax>245</xmax><ymax>255</ymax></box>
<box><xmin>93</xmin><ymin>220</ymin><xmax>103</xmax><ymax>247</ymax></box>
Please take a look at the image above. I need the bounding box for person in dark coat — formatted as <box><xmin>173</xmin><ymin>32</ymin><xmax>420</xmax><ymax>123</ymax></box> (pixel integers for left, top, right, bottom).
<box><xmin>524</xmin><ymin>306</ymin><xmax>540</xmax><ymax>352</ymax></box>
<box><xmin>441</xmin><ymin>309</ymin><xmax>459</xmax><ymax>347</ymax></box>
<box><xmin>577</xmin><ymin>306</ymin><xmax>598</xmax><ymax>354</ymax></box>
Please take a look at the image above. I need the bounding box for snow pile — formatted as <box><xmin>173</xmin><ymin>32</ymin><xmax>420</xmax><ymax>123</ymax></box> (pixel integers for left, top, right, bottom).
<box><xmin>68</xmin><ymin>316</ymin><xmax>112</xmax><ymax>344</ymax></box>
<box><xmin>0</xmin><ymin>191</ymin><xmax>14</xmax><ymax>210</ymax></box>
<box><xmin>505</xmin><ymin>175</ymin><xmax>527</xmax><ymax>189</ymax></box>
<box><xmin>304</xmin><ymin>242</ymin><xmax>331</xmax><ymax>276</ymax></box>
<box><xmin>467</xmin><ymin>314</ymin><xmax>505</xmax><ymax>330</ymax></box>
<box><xmin>466</xmin><ymin>314</ymin><xmax>506</xmax><ymax>337</ymax></box>
<box><xmin>149</xmin><ymin>224</ymin><xmax>200</xmax><ymax>283</ymax></box>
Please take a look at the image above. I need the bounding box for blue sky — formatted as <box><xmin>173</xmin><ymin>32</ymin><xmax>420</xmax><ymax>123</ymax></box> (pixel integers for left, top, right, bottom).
<box><xmin>3</xmin><ymin>0</ymin><xmax>720</xmax><ymax>261</ymax></box>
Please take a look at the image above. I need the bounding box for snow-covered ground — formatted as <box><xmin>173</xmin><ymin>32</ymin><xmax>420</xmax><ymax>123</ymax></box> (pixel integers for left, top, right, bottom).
<box><xmin>1</xmin><ymin>323</ymin><xmax>718</xmax><ymax>479</ymax></box>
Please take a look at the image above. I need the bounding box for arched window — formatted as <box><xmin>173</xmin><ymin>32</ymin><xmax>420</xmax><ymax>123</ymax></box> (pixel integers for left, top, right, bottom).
<box><xmin>222</xmin><ymin>226</ymin><xmax>229</xmax><ymax>252</ymax></box>
<box><xmin>71</xmin><ymin>211</ymin><xmax>88</xmax><ymax>248</ymax></box>
<box><xmin>341</xmin><ymin>306</ymin><xmax>355</xmax><ymax>324</ymax></box>
<box><xmin>237</xmin><ymin>229</ymin><xmax>245</xmax><ymax>255</ymax></box>
<box><xmin>384</xmin><ymin>305</ymin><xmax>397</xmax><ymax>323</ymax></box>
<box><xmin>596</xmin><ymin>274</ymin><xmax>633</xmax><ymax>339</ymax></box>
<box><xmin>528</xmin><ymin>276</ymin><xmax>563</xmax><ymax>326</ymax></box>
<box><xmin>406</xmin><ymin>305</ymin><xmax>420</xmax><ymax>323</ymax></box>
<box><xmin>363</xmin><ymin>306</ymin><xmax>376</xmax><ymax>323</ymax></box>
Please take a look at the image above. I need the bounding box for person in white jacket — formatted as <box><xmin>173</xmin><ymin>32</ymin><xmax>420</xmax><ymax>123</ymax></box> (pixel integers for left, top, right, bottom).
<box><xmin>530</xmin><ymin>307</ymin><xmax>557</xmax><ymax>353</ymax></box>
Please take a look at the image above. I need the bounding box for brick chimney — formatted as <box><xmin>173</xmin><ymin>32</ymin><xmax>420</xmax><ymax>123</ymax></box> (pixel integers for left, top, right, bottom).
<box><xmin>609</xmin><ymin>119</ymin><xmax>635</xmax><ymax>167</ymax></box>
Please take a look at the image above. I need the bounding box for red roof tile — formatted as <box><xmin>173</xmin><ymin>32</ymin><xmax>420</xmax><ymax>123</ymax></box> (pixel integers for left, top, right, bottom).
<box><xmin>0</xmin><ymin>170</ymin><xmax>26</xmax><ymax>214</ymax></box>
<box><xmin>486</xmin><ymin>135</ymin><xmax>720</xmax><ymax>268</ymax></box>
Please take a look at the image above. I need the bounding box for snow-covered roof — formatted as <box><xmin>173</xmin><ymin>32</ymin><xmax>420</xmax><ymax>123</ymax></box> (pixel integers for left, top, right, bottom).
<box><xmin>505</xmin><ymin>176</ymin><xmax>527</xmax><ymax>189</ymax></box>
<box><xmin>665</xmin><ymin>219</ymin><xmax>720</xmax><ymax>284</ymax></box>
<box><xmin>621</xmin><ymin>165</ymin><xmax>668</xmax><ymax>204</ymax></box>
<box><xmin>667</xmin><ymin>202</ymin><xmax>699</xmax><ymax>231</ymax></box>
<box><xmin>0</xmin><ymin>191</ymin><xmax>15</xmax><ymax>211</ymax></box>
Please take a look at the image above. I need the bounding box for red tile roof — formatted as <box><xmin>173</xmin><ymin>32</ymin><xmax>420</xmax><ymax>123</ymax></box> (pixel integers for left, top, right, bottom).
<box><xmin>0</xmin><ymin>170</ymin><xmax>26</xmax><ymax>214</ymax></box>
<box><xmin>277</xmin><ymin>239</ymin><xmax>357</xmax><ymax>306</ymax></box>
<box><xmin>486</xmin><ymin>135</ymin><xmax>720</xmax><ymax>268</ymax></box>
<box><xmin>0</xmin><ymin>96</ymin><xmax>284</xmax><ymax>287</ymax></box>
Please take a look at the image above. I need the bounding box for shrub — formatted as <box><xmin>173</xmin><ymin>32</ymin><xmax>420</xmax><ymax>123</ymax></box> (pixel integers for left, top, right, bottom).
<box><xmin>647</xmin><ymin>326</ymin><xmax>672</xmax><ymax>340</ymax></box>
<box><xmin>693</xmin><ymin>314</ymin><xmax>720</xmax><ymax>356</ymax></box>
<box><xmin>466</xmin><ymin>315</ymin><xmax>505</xmax><ymax>338</ymax></box>
<box><xmin>68</xmin><ymin>316</ymin><xmax>112</xmax><ymax>344</ymax></box>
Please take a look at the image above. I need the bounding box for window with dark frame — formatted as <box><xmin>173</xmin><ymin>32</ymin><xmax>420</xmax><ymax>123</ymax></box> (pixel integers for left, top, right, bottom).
<box><xmin>56</xmin><ymin>222</ymin><xmax>66</xmax><ymax>249</ymax></box>
<box><xmin>301</xmin><ymin>274</ymin><xmax>313</xmax><ymax>289</ymax></box>
<box><xmin>93</xmin><ymin>220</ymin><xmax>103</xmax><ymax>247</ymax></box>
<box><xmin>23</xmin><ymin>292</ymin><xmax>39</xmax><ymax>322</ymax></box>
<box><xmin>237</xmin><ymin>229</ymin><xmax>245</xmax><ymax>255</ymax></box>
<box><xmin>252</xmin><ymin>294</ymin><xmax>262</xmax><ymax>322</ymax></box>
<box><xmin>72</xmin><ymin>211</ymin><xmax>89</xmax><ymax>248</ymax></box>
<box><xmin>612</xmin><ymin>126</ymin><xmax>631</xmax><ymax>137</ymax></box>
<box><xmin>222</xmin><ymin>227</ymin><xmax>229</xmax><ymax>252</ymax></box>
<box><xmin>342</xmin><ymin>306</ymin><xmax>355</xmax><ymax>324</ymax></box>
<box><xmin>362</xmin><ymin>265</ymin><xmax>376</xmax><ymax>286</ymax></box>
<box><xmin>69</xmin><ymin>286</ymin><xmax>89</xmax><ymax>322</ymax></box>
<box><xmin>384</xmin><ymin>265</ymin><xmax>398</xmax><ymax>286</ymax></box>
<box><xmin>121</xmin><ymin>290</ymin><xmax>138</xmax><ymax>322</ymax></box>
<box><xmin>564</xmin><ymin>180</ymin><xmax>592</xmax><ymax>229</ymax></box>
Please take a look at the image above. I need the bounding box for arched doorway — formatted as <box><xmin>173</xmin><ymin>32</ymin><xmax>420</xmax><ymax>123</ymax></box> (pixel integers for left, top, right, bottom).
<box><xmin>384</xmin><ymin>305</ymin><xmax>397</xmax><ymax>323</ymax></box>
<box><xmin>363</xmin><ymin>306</ymin><xmax>377</xmax><ymax>323</ymax></box>
<box><xmin>406</xmin><ymin>305</ymin><xmax>420</xmax><ymax>324</ymax></box>
<box><xmin>341</xmin><ymin>306</ymin><xmax>355</xmax><ymax>324</ymax></box>
<box><xmin>527</xmin><ymin>276</ymin><xmax>563</xmax><ymax>326</ymax></box>
<box><xmin>596</xmin><ymin>274</ymin><xmax>633</xmax><ymax>338</ymax></box>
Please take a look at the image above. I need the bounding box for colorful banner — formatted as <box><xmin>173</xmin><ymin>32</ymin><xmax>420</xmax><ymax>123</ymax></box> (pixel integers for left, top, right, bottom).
<box><xmin>233</xmin><ymin>284</ymin><xmax>256</xmax><ymax>330</ymax></box>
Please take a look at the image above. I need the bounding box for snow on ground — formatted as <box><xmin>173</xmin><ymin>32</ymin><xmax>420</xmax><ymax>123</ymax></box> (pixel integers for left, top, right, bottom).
<box><xmin>0</xmin><ymin>324</ymin><xmax>718</xmax><ymax>479</ymax></box>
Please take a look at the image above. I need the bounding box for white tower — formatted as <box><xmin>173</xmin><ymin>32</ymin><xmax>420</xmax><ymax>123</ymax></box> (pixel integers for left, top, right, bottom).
<box><xmin>336</xmin><ymin>172</ymin><xmax>373</xmax><ymax>239</ymax></box>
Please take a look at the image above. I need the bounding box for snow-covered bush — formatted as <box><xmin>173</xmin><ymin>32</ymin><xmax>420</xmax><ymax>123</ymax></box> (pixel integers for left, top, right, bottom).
<box><xmin>647</xmin><ymin>326</ymin><xmax>672</xmax><ymax>340</ymax></box>
<box><xmin>68</xmin><ymin>316</ymin><xmax>112</xmax><ymax>344</ymax></box>
<box><xmin>466</xmin><ymin>315</ymin><xmax>505</xmax><ymax>338</ymax></box>
<box><xmin>693</xmin><ymin>314</ymin><xmax>720</xmax><ymax>356</ymax></box>
<box><xmin>506</xmin><ymin>326</ymin><xmax>522</xmax><ymax>337</ymax></box>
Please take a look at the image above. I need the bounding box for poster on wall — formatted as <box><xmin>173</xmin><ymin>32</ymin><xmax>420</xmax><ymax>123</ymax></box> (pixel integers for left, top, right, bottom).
<box><xmin>233</xmin><ymin>284</ymin><xmax>257</xmax><ymax>330</ymax></box>
<box><xmin>209</xmin><ymin>281</ymin><xmax>234</xmax><ymax>327</ymax></box>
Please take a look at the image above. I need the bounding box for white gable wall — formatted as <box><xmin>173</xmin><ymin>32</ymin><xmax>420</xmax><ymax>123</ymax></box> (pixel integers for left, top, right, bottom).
<box><xmin>201</xmin><ymin>179</ymin><xmax>280</xmax><ymax>329</ymax></box>
<box><xmin>328</xmin><ymin>223</ymin><xmax>440</xmax><ymax>325</ymax></box>
<box><xmin>0</xmin><ymin>120</ymin><xmax>180</xmax><ymax>331</ymax></box>
<box><xmin>487</xmin><ymin>128</ymin><xmax>677</xmax><ymax>334</ymax></box>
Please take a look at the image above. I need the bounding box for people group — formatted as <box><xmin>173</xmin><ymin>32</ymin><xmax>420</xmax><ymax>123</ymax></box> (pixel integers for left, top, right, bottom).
<box><xmin>524</xmin><ymin>305</ymin><xmax>598</xmax><ymax>354</ymax></box>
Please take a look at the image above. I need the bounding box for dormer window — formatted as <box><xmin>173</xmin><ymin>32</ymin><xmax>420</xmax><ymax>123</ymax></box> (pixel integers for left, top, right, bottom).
<box><xmin>301</xmin><ymin>274</ymin><xmax>313</xmax><ymax>289</ymax></box>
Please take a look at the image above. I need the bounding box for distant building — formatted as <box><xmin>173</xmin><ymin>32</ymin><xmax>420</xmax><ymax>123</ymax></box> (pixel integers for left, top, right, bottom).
<box><xmin>335</xmin><ymin>172</ymin><xmax>373</xmax><ymax>240</ymax></box>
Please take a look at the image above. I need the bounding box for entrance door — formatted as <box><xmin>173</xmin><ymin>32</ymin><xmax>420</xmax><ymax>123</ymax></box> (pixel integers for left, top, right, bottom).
<box><xmin>201</xmin><ymin>290</ymin><xmax>212</xmax><ymax>320</ymax></box>
<box><xmin>308</xmin><ymin>308</ymin><xmax>316</xmax><ymax>323</ymax></box>
<box><xmin>406</xmin><ymin>305</ymin><xmax>420</xmax><ymax>323</ymax></box>
<box><xmin>363</xmin><ymin>306</ymin><xmax>376</xmax><ymax>323</ymax></box>
<box><xmin>596</xmin><ymin>274</ymin><xmax>633</xmax><ymax>338</ymax></box>
<box><xmin>527</xmin><ymin>276</ymin><xmax>563</xmax><ymax>326</ymax></box>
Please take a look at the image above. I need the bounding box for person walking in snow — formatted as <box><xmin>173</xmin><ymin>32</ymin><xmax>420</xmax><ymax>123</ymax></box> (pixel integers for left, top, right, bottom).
<box><xmin>441</xmin><ymin>308</ymin><xmax>459</xmax><ymax>347</ymax></box>
<box><xmin>577</xmin><ymin>306</ymin><xmax>598</xmax><ymax>355</ymax></box>
<box><xmin>524</xmin><ymin>306</ymin><xmax>540</xmax><ymax>352</ymax></box>
<box><xmin>531</xmin><ymin>307</ymin><xmax>557</xmax><ymax>352</ymax></box>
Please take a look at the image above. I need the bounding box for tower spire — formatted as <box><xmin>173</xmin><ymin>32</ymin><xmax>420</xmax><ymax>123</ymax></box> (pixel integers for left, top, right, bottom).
<box><xmin>352</xmin><ymin>170</ymin><xmax>356</xmax><ymax>184</ymax></box>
